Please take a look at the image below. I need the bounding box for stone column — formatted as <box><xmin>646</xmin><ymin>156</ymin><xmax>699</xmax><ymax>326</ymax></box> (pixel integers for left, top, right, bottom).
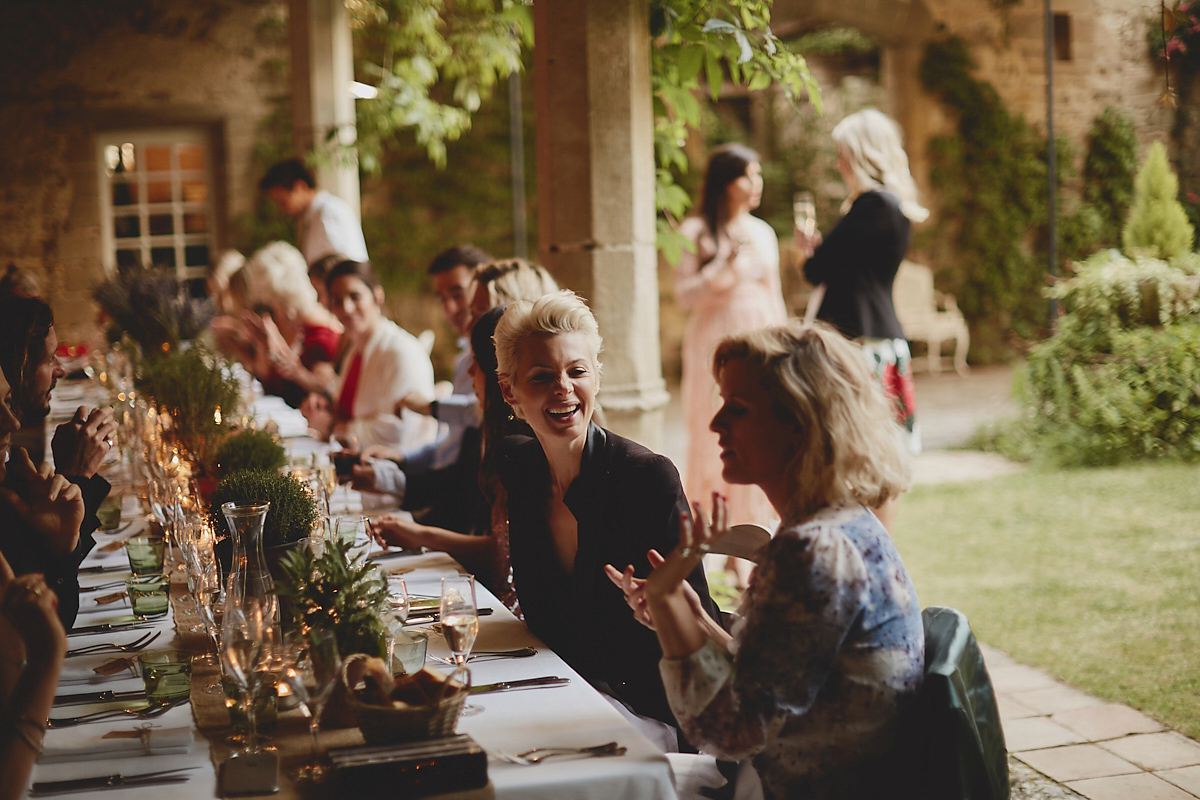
<box><xmin>533</xmin><ymin>0</ymin><xmax>670</xmax><ymax>449</ymax></box>
<box><xmin>288</xmin><ymin>0</ymin><xmax>361</xmax><ymax>216</ymax></box>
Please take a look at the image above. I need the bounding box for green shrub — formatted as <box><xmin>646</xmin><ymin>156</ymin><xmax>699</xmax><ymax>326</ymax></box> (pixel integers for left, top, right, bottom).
<box><xmin>214</xmin><ymin>429</ymin><xmax>287</xmax><ymax>478</ymax></box>
<box><xmin>1003</xmin><ymin>250</ymin><xmax>1200</xmax><ymax>466</ymax></box>
<box><xmin>1123</xmin><ymin>141</ymin><xmax>1195</xmax><ymax>259</ymax></box>
<box><xmin>209</xmin><ymin>469</ymin><xmax>318</xmax><ymax>548</ymax></box>
<box><xmin>1084</xmin><ymin>107</ymin><xmax>1138</xmax><ymax>249</ymax></box>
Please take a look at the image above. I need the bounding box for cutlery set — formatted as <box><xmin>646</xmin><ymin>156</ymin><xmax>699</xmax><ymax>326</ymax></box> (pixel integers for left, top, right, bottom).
<box><xmin>429</xmin><ymin>646</ymin><xmax>537</xmax><ymax>665</ymax></box>
<box><xmin>65</xmin><ymin>631</ymin><xmax>161</xmax><ymax>658</ymax></box>
<box><xmin>469</xmin><ymin>675</ymin><xmax>571</xmax><ymax>694</ymax></box>
<box><xmin>67</xmin><ymin>621</ymin><xmax>153</xmax><ymax>637</ymax></box>
<box><xmin>47</xmin><ymin>696</ymin><xmax>190</xmax><ymax>729</ymax></box>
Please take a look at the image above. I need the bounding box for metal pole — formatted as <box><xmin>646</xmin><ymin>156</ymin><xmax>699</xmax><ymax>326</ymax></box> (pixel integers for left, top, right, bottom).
<box><xmin>1045</xmin><ymin>0</ymin><xmax>1058</xmax><ymax>325</ymax></box>
<box><xmin>508</xmin><ymin>68</ymin><xmax>528</xmax><ymax>259</ymax></box>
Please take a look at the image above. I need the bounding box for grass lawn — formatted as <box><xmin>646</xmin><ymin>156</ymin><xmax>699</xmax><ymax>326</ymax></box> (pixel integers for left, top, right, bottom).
<box><xmin>892</xmin><ymin>461</ymin><xmax>1200</xmax><ymax>739</ymax></box>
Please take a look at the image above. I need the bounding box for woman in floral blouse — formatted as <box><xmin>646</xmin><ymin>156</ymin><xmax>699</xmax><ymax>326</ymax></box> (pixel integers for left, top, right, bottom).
<box><xmin>607</xmin><ymin>322</ymin><xmax>924</xmax><ymax>800</ymax></box>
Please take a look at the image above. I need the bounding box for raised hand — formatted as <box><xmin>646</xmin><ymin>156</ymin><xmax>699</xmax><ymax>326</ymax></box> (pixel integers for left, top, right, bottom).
<box><xmin>0</xmin><ymin>449</ymin><xmax>84</xmax><ymax>555</ymax></box>
<box><xmin>0</xmin><ymin>553</ymin><xmax>65</xmax><ymax>664</ymax></box>
<box><xmin>370</xmin><ymin>515</ymin><xmax>426</xmax><ymax>550</ymax></box>
<box><xmin>51</xmin><ymin>405</ymin><xmax>116</xmax><ymax>477</ymax></box>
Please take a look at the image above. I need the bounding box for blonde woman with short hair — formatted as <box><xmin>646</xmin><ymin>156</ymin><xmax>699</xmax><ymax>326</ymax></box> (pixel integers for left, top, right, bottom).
<box><xmin>799</xmin><ymin>108</ymin><xmax>927</xmax><ymax>464</ymax></box>
<box><xmin>495</xmin><ymin>290</ymin><xmax>719</xmax><ymax>750</ymax></box>
<box><xmin>607</xmin><ymin>322</ymin><xmax>924</xmax><ymax>800</ymax></box>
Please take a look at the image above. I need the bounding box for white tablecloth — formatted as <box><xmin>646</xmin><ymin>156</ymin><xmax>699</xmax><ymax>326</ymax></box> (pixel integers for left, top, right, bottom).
<box><xmin>29</xmin><ymin>388</ymin><xmax>678</xmax><ymax>800</ymax></box>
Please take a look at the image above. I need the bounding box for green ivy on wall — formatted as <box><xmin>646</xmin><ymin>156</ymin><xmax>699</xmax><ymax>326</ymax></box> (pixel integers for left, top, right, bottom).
<box><xmin>919</xmin><ymin>37</ymin><xmax>1136</xmax><ymax>359</ymax></box>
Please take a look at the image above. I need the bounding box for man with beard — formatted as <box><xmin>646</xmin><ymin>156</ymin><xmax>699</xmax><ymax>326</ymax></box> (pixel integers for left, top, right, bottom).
<box><xmin>0</xmin><ymin>294</ymin><xmax>112</xmax><ymax>627</ymax></box>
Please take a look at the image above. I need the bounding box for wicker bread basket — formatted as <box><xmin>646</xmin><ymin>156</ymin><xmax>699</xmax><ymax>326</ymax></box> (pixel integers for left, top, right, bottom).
<box><xmin>343</xmin><ymin>654</ymin><xmax>467</xmax><ymax>744</ymax></box>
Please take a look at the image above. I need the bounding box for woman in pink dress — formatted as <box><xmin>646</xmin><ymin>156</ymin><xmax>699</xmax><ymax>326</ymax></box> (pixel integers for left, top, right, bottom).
<box><xmin>675</xmin><ymin>144</ymin><xmax>787</xmax><ymax>541</ymax></box>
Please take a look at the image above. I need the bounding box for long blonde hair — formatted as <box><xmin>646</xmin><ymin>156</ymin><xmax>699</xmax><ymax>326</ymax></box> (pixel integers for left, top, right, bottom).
<box><xmin>713</xmin><ymin>322</ymin><xmax>911</xmax><ymax>521</ymax></box>
<box><xmin>833</xmin><ymin>109</ymin><xmax>929</xmax><ymax>223</ymax></box>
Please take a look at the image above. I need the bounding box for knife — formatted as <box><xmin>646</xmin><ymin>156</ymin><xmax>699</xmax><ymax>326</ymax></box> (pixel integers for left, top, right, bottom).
<box><xmin>30</xmin><ymin>767</ymin><xmax>197</xmax><ymax>796</ymax></box>
<box><xmin>470</xmin><ymin>676</ymin><xmax>570</xmax><ymax>694</ymax></box>
<box><xmin>367</xmin><ymin>547</ymin><xmax>423</xmax><ymax>561</ymax></box>
<box><xmin>77</xmin><ymin>564</ymin><xmax>130</xmax><ymax>575</ymax></box>
<box><xmin>53</xmin><ymin>689</ymin><xmax>147</xmax><ymax>707</ymax></box>
<box><xmin>67</xmin><ymin>621</ymin><xmax>152</xmax><ymax>637</ymax></box>
<box><xmin>405</xmin><ymin>607</ymin><xmax>494</xmax><ymax>624</ymax></box>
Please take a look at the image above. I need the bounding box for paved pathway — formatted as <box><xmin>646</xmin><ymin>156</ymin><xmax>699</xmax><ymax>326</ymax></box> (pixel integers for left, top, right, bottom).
<box><xmin>660</xmin><ymin>363</ymin><xmax>1200</xmax><ymax>799</ymax></box>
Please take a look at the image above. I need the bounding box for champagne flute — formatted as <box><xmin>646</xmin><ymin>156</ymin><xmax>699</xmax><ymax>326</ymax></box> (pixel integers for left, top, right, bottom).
<box><xmin>793</xmin><ymin>190</ymin><xmax>817</xmax><ymax>239</ymax></box>
<box><xmin>440</xmin><ymin>575</ymin><xmax>479</xmax><ymax>667</ymax></box>
<box><xmin>440</xmin><ymin>575</ymin><xmax>479</xmax><ymax>715</ymax></box>
<box><xmin>222</xmin><ymin>592</ymin><xmax>275</xmax><ymax>753</ymax></box>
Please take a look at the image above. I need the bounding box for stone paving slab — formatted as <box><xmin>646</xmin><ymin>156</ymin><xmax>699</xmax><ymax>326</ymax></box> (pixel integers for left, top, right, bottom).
<box><xmin>1016</xmin><ymin>745</ymin><xmax>1140</xmax><ymax>782</ymax></box>
<box><xmin>1053</xmin><ymin>704</ymin><xmax>1166</xmax><ymax>742</ymax></box>
<box><xmin>1000</xmin><ymin>695</ymin><xmax>1042</xmax><ymax>721</ymax></box>
<box><xmin>1160</xmin><ymin>765</ymin><xmax>1200</xmax><ymax>796</ymax></box>
<box><xmin>1012</xmin><ymin>685</ymin><xmax>1107</xmax><ymax>716</ymax></box>
<box><xmin>1067</xmin><ymin>772</ymin><xmax>1199</xmax><ymax>800</ymax></box>
<box><xmin>1098</xmin><ymin>732</ymin><xmax>1200</xmax><ymax>771</ymax></box>
<box><xmin>991</xmin><ymin>663</ymin><xmax>1063</xmax><ymax>694</ymax></box>
<box><xmin>1006</xmin><ymin>717</ymin><xmax>1090</xmax><ymax>752</ymax></box>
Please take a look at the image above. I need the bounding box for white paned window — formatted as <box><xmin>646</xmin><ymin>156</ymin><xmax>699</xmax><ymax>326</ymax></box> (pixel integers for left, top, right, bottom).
<box><xmin>96</xmin><ymin>129</ymin><xmax>217</xmax><ymax>292</ymax></box>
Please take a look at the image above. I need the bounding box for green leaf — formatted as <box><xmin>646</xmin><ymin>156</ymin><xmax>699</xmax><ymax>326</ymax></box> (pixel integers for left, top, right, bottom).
<box><xmin>701</xmin><ymin>19</ymin><xmax>737</xmax><ymax>35</ymax></box>
<box><xmin>705</xmin><ymin>50</ymin><xmax>722</xmax><ymax>100</ymax></box>
<box><xmin>677</xmin><ymin>44</ymin><xmax>704</xmax><ymax>83</ymax></box>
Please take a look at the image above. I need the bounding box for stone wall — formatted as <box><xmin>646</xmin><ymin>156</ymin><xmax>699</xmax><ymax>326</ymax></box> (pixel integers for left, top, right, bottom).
<box><xmin>0</xmin><ymin>1</ymin><xmax>289</xmax><ymax>342</ymax></box>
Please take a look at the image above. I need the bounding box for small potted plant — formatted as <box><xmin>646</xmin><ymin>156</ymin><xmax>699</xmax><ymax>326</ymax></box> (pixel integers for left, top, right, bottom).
<box><xmin>275</xmin><ymin>538</ymin><xmax>390</xmax><ymax>658</ymax></box>
<box><xmin>208</xmin><ymin>469</ymin><xmax>319</xmax><ymax>578</ymax></box>
<box><xmin>213</xmin><ymin>429</ymin><xmax>288</xmax><ymax>478</ymax></box>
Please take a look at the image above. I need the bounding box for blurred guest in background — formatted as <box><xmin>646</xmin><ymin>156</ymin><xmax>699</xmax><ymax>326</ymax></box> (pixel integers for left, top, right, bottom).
<box><xmin>261</xmin><ymin>158</ymin><xmax>368</xmax><ymax>266</ymax></box>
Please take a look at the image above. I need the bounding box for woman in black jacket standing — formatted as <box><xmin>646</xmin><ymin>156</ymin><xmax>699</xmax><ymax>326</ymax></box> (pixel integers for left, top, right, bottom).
<box><xmin>799</xmin><ymin>109</ymin><xmax>928</xmax><ymax>471</ymax></box>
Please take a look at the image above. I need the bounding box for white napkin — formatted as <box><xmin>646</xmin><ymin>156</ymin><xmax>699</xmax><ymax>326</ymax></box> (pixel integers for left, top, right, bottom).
<box><xmin>57</xmin><ymin>653</ymin><xmax>141</xmax><ymax>685</ymax></box>
<box><xmin>666</xmin><ymin>754</ymin><xmax>728</xmax><ymax>800</ymax></box>
<box><xmin>40</xmin><ymin>726</ymin><xmax>193</xmax><ymax>763</ymax></box>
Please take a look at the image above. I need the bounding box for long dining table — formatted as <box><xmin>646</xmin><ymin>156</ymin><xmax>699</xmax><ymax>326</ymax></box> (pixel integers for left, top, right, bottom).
<box><xmin>26</xmin><ymin>385</ymin><xmax>680</xmax><ymax>800</ymax></box>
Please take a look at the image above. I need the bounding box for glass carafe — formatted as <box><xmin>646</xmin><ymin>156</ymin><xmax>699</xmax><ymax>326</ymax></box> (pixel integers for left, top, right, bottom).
<box><xmin>222</xmin><ymin>501</ymin><xmax>272</xmax><ymax>607</ymax></box>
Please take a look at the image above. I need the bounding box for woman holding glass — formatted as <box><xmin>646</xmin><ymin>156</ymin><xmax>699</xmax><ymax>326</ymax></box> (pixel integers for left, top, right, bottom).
<box><xmin>300</xmin><ymin>259</ymin><xmax>437</xmax><ymax>452</ymax></box>
<box><xmin>798</xmin><ymin>109</ymin><xmax>928</xmax><ymax>463</ymax></box>
<box><xmin>494</xmin><ymin>291</ymin><xmax>720</xmax><ymax>747</ymax></box>
<box><xmin>607</xmin><ymin>322</ymin><xmax>923</xmax><ymax>800</ymax></box>
<box><xmin>675</xmin><ymin>144</ymin><xmax>787</xmax><ymax>554</ymax></box>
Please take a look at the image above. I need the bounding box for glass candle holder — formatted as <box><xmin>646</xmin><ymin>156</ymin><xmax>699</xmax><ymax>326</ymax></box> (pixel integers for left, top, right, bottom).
<box><xmin>126</xmin><ymin>574</ymin><xmax>170</xmax><ymax>618</ymax></box>
<box><xmin>126</xmin><ymin>534</ymin><xmax>166</xmax><ymax>575</ymax></box>
<box><xmin>139</xmin><ymin>649</ymin><xmax>193</xmax><ymax>702</ymax></box>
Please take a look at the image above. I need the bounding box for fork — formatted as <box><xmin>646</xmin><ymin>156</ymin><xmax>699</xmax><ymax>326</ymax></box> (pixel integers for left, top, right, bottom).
<box><xmin>65</xmin><ymin>630</ymin><xmax>161</xmax><ymax>658</ymax></box>
<box><xmin>47</xmin><ymin>697</ymin><xmax>189</xmax><ymax>729</ymax></box>
<box><xmin>493</xmin><ymin>742</ymin><xmax>625</xmax><ymax>765</ymax></box>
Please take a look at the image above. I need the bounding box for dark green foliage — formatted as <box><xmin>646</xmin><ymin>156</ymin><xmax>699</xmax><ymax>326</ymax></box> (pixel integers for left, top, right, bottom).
<box><xmin>214</xmin><ymin>429</ymin><xmax>287</xmax><ymax>478</ymax></box>
<box><xmin>134</xmin><ymin>345</ymin><xmax>239</xmax><ymax>474</ymax></box>
<box><xmin>919</xmin><ymin>38</ymin><xmax>1136</xmax><ymax>359</ymax></box>
<box><xmin>275</xmin><ymin>538</ymin><xmax>389</xmax><ymax>658</ymax></box>
<box><xmin>1084</xmin><ymin>108</ymin><xmax>1138</xmax><ymax>248</ymax></box>
<box><xmin>209</xmin><ymin>469</ymin><xmax>319</xmax><ymax>548</ymax></box>
<box><xmin>93</xmin><ymin>262</ymin><xmax>214</xmax><ymax>355</ymax></box>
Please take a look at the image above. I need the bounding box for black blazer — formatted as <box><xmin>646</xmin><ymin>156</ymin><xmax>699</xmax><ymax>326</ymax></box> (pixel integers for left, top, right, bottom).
<box><xmin>498</xmin><ymin>424</ymin><xmax>720</xmax><ymax>728</ymax></box>
<box><xmin>804</xmin><ymin>190</ymin><xmax>911</xmax><ymax>340</ymax></box>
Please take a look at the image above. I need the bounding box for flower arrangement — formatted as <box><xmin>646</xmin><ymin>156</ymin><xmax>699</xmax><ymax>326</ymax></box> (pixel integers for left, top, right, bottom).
<box><xmin>93</xmin><ymin>262</ymin><xmax>213</xmax><ymax>356</ymax></box>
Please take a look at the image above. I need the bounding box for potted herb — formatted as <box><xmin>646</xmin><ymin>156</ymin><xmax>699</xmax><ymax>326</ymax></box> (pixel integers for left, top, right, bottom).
<box><xmin>135</xmin><ymin>345</ymin><xmax>241</xmax><ymax>476</ymax></box>
<box><xmin>213</xmin><ymin>429</ymin><xmax>288</xmax><ymax>478</ymax></box>
<box><xmin>275</xmin><ymin>538</ymin><xmax>389</xmax><ymax>658</ymax></box>
<box><xmin>209</xmin><ymin>469</ymin><xmax>319</xmax><ymax>582</ymax></box>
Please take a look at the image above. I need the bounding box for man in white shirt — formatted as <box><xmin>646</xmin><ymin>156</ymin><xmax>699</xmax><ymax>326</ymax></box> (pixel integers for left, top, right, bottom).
<box><xmin>260</xmin><ymin>158</ymin><xmax>368</xmax><ymax>265</ymax></box>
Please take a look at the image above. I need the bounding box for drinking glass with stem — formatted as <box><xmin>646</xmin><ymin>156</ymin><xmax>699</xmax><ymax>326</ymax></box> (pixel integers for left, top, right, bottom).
<box><xmin>279</xmin><ymin>630</ymin><xmax>342</xmax><ymax>783</ymax></box>
<box><xmin>221</xmin><ymin>591</ymin><xmax>277</xmax><ymax>753</ymax></box>
<box><xmin>440</xmin><ymin>575</ymin><xmax>479</xmax><ymax>714</ymax></box>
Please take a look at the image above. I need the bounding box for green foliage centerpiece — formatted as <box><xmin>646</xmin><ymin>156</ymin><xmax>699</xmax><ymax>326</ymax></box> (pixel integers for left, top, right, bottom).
<box><xmin>209</xmin><ymin>469</ymin><xmax>319</xmax><ymax>549</ymax></box>
<box><xmin>214</xmin><ymin>429</ymin><xmax>288</xmax><ymax>479</ymax></box>
<box><xmin>275</xmin><ymin>538</ymin><xmax>389</xmax><ymax>658</ymax></box>
<box><xmin>135</xmin><ymin>344</ymin><xmax>241</xmax><ymax>476</ymax></box>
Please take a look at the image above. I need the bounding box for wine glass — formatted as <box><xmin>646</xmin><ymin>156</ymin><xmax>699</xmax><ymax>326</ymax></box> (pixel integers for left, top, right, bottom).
<box><xmin>280</xmin><ymin>631</ymin><xmax>342</xmax><ymax>783</ymax></box>
<box><xmin>335</xmin><ymin>515</ymin><xmax>371</xmax><ymax>561</ymax></box>
<box><xmin>440</xmin><ymin>575</ymin><xmax>478</xmax><ymax>667</ymax></box>
<box><xmin>382</xmin><ymin>576</ymin><xmax>409</xmax><ymax>673</ymax></box>
<box><xmin>221</xmin><ymin>592</ymin><xmax>274</xmax><ymax>753</ymax></box>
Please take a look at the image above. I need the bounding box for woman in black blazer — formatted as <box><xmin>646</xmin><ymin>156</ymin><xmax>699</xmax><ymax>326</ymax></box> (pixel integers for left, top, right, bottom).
<box><xmin>495</xmin><ymin>291</ymin><xmax>719</xmax><ymax>748</ymax></box>
<box><xmin>800</xmin><ymin>109</ymin><xmax>928</xmax><ymax>474</ymax></box>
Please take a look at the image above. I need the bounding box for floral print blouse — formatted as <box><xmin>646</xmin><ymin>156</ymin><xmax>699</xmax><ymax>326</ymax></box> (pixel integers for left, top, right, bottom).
<box><xmin>660</xmin><ymin>504</ymin><xmax>924</xmax><ymax>800</ymax></box>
